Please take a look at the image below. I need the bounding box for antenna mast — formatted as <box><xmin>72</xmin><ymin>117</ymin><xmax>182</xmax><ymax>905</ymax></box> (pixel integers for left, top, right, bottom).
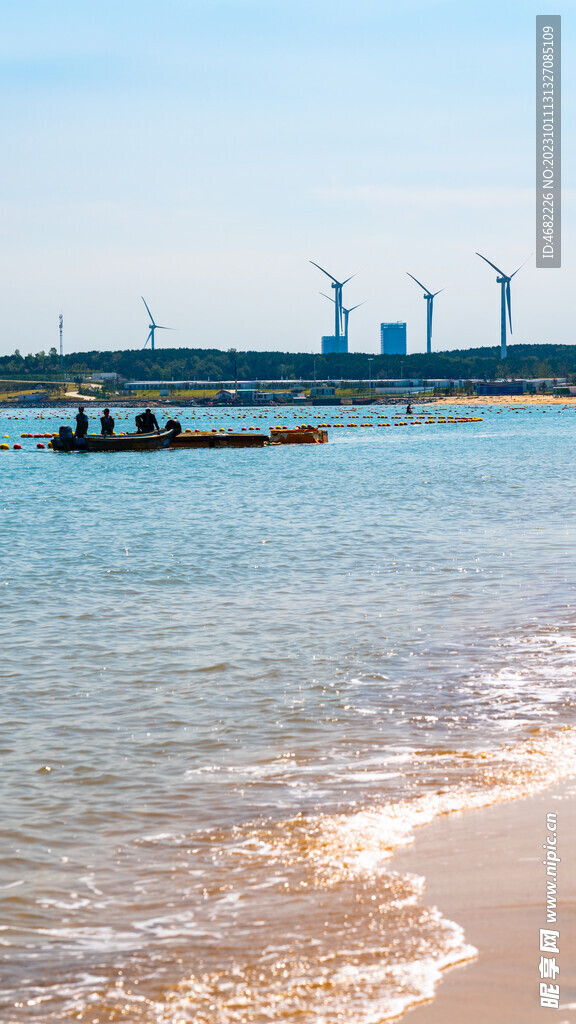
<box><xmin>59</xmin><ymin>313</ymin><xmax>64</xmax><ymax>376</ymax></box>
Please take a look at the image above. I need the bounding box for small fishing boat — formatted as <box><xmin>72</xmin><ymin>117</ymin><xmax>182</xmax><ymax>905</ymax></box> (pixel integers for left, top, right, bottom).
<box><xmin>51</xmin><ymin>426</ymin><xmax>177</xmax><ymax>452</ymax></box>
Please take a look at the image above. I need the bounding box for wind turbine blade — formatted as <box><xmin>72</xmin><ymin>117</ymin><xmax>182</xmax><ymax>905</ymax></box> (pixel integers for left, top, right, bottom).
<box><xmin>510</xmin><ymin>253</ymin><xmax>532</xmax><ymax>278</ymax></box>
<box><xmin>341</xmin><ymin>273</ymin><xmax>357</xmax><ymax>286</ymax></box>
<box><xmin>432</xmin><ymin>288</ymin><xmax>444</xmax><ymax>297</ymax></box>
<box><xmin>320</xmin><ymin>291</ymin><xmax>335</xmax><ymax>303</ymax></box>
<box><xmin>309</xmin><ymin>261</ymin><xmax>338</xmax><ymax>284</ymax></box>
<box><xmin>155</xmin><ymin>325</ymin><xmax>176</xmax><ymax>331</ymax></box>
<box><xmin>141</xmin><ymin>296</ymin><xmax>156</xmax><ymax>324</ymax></box>
<box><xmin>506</xmin><ymin>280</ymin><xmax>513</xmax><ymax>333</ymax></box>
<box><xmin>476</xmin><ymin>253</ymin><xmax>506</xmax><ymax>277</ymax></box>
<box><xmin>347</xmin><ymin>302</ymin><xmax>365</xmax><ymax>312</ymax></box>
<box><xmin>406</xmin><ymin>272</ymin><xmax>429</xmax><ymax>293</ymax></box>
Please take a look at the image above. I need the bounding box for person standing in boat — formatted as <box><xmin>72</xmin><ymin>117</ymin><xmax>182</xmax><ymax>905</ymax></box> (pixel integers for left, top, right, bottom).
<box><xmin>100</xmin><ymin>409</ymin><xmax>115</xmax><ymax>435</ymax></box>
<box><xmin>75</xmin><ymin>406</ymin><xmax>88</xmax><ymax>438</ymax></box>
<box><xmin>138</xmin><ymin>408</ymin><xmax>160</xmax><ymax>432</ymax></box>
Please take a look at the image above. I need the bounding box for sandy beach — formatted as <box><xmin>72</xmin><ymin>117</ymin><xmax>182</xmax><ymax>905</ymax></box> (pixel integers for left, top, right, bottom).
<box><xmin>393</xmin><ymin>779</ymin><xmax>576</xmax><ymax>1023</ymax></box>
<box><xmin>429</xmin><ymin>395</ymin><xmax>576</xmax><ymax>406</ymax></box>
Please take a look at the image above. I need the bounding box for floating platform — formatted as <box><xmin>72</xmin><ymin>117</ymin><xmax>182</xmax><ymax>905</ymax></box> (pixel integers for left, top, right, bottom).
<box><xmin>171</xmin><ymin>431</ymin><xmax>268</xmax><ymax>448</ymax></box>
<box><xmin>269</xmin><ymin>426</ymin><xmax>328</xmax><ymax>444</ymax></box>
<box><xmin>170</xmin><ymin>426</ymin><xmax>328</xmax><ymax>448</ymax></box>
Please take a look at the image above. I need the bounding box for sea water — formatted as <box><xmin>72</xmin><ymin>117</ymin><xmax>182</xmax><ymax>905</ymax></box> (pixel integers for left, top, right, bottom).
<box><xmin>1</xmin><ymin>402</ymin><xmax>576</xmax><ymax>1022</ymax></box>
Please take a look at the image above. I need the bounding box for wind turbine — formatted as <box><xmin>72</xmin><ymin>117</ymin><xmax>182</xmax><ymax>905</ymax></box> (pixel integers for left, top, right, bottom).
<box><xmin>310</xmin><ymin>261</ymin><xmax>356</xmax><ymax>342</ymax></box>
<box><xmin>406</xmin><ymin>273</ymin><xmax>444</xmax><ymax>354</ymax></box>
<box><xmin>476</xmin><ymin>253</ymin><xmax>530</xmax><ymax>359</ymax></box>
<box><xmin>141</xmin><ymin>297</ymin><xmax>174</xmax><ymax>351</ymax></box>
<box><xmin>320</xmin><ymin>292</ymin><xmax>365</xmax><ymax>350</ymax></box>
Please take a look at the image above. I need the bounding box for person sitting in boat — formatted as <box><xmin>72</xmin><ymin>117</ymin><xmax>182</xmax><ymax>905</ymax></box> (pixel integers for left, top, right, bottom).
<box><xmin>75</xmin><ymin>406</ymin><xmax>88</xmax><ymax>438</ymax></box>
<box><xmin>164</xmin><ymin>418</ymin><xmax>182</xmax><ymax>436</ymax></box>
<box><xmin>137</xmin><ymin>408</ymin><xmax>160</xmax><ymax>432</ymax></box>
<box><xmin>406</xmin><ymin>403</ymin><xmax>413</xmax><ymax>415</ymax></box>
<box><xmin>100</xmin><ymin>409</ymin><xmax>115</xmax><ymax>435</ymax></box>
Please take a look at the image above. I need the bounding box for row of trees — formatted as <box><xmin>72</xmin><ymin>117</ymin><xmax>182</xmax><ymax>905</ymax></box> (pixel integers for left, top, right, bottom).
<box><xmin>1</xmin><ymin>345</ymin><xmax>575</xmax><ymax>383</ymax></box>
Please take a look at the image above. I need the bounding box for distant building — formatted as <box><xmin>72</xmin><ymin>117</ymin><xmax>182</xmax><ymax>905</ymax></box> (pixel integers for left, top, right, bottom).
<box><xmin>475</xmin><ymin>382</ymin><xmax>524</xmax><ymax>396</ymax></box>
<box><xmin>236</xmin><ymin>389</ymin><xmax>269</xmax><ymax>404</ymax></box>
<box><xmin>310</xmin><ymin>386</ymin><xmax>336</xmax><ymax>397</ymax></box>
<box><xmin>380</xmin><ymin>322</ymin><xmax>407</xmax><ymax>355</ymax></box>
<box><xmin>321</xmin><ymin>336</ymin><xmax>347</xmax><ymax>354</ymax></box>
<box><xmin>524</xmin><ymin>378</ymin><xmax>566</xmax><ymax>393</ymax></box>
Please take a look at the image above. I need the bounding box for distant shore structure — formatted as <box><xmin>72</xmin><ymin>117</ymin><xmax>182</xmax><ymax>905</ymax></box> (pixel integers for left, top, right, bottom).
<box><xmin>476</xmin><ymin>253</ymin><xmax>530</xmax><ymax>360</ymax></box>
<box><xmin>310</xmin><ymin>261</ymin><xmax>356</xmax><ymax>354</ymax></box>
<box><xmin>381</xmin><ymin>322</ymin><xmax>407</xmax><ymax>355</ymax></box>
<box><xmin>59</xmin><ymin>312</ymin><xmax>63</xmax><ymax>375</ymax></box>
<box><xmin>142</xmin><ymin>297</ymin><xmax>174</xmax><ymax>351</ymax></box>
<box><xmin>321</xmin><ymin>293</ymin><xmax>364</xmax><ymax>353</ymax></box>
<box><xmin>321</xmin><ymin>335</ymin><xmax>348</xmax><ymax>354</ymax></box>
<box><xmin>406</xmin><ymin>274</ymin><xmax>443</xmax><ymax>354</ymax></box>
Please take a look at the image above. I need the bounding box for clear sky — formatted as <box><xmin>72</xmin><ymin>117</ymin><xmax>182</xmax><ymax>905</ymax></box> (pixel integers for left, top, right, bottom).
<box><xmin>1</xmin><ymin>0</ymin><xmax>573</xmax><ymax>357</ymax></box>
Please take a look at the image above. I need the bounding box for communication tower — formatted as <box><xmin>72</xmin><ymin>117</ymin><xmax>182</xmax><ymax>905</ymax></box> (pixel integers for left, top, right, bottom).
<box><xmin>59</xmin><ymin>313</ymin><xmax>64</xmax><ymax>376</ymax></box>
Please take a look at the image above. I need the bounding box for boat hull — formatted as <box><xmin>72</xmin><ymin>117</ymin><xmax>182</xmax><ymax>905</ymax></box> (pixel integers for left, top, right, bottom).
<box><xmin>52</xmin><ymin>429</ymin><xmax>176</xmax><ymax>452</ymax></box>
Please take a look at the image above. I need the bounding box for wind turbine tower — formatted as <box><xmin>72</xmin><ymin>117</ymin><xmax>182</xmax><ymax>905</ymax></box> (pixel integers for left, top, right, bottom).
<box><xmin>141</xmin><ymin>297</ymin><xmax>174</xmax><ymax>351</ymax></box>
<box><xmin>310</xmin><ymin>261</ymin><xmax>356</xmax><ymax>352</ymax></box>
<box><xmin>321</xmin><ymin>293</ymin><xmax>365</xmax><ymax>350</ymax></box>
<box><xmin>476</xmin><ymin>253</ymin><xmax>530</xmax><ymax>359</ymax></box>
<box><xmin>59</xmin><ymin>313</ymin><xmax>63</xmax><ymax>376</ymax></box>
<box><xmin>406</xmin><ymin>274</ymin><xmax>443</xmax><ymax>354</ymax></box>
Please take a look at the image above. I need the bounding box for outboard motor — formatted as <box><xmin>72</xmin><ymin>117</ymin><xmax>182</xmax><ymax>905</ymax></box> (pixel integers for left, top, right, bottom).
<box><xmin>58</xmin><ymin>425</ymin><xmax>76</xmax><ymax>451</ymax></box>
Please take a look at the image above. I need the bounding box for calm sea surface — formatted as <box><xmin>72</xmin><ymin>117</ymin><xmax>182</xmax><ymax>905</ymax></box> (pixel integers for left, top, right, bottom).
<box><xmin>1</xmin><ymin>402</ymin><xmax>576</xmax><ymax>1022</ymax></box>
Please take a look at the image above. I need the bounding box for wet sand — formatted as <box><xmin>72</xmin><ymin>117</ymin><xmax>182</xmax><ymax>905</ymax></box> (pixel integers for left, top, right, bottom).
<box><xmin>393</xmin><ymin>779</ymin><xmax>576</xmax><ymax>1023</ymax></box>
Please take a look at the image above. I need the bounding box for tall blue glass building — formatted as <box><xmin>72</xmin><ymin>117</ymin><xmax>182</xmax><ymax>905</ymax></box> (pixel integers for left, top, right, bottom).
<box><xmin>321</xmin><ymin>335</ymin><xmax>348</xmax><ymax>354</ymax></box>
<box><xmin>380</xmin><ymin>322</ymin><xmax>406</xmax><ymax>355</ymax></box>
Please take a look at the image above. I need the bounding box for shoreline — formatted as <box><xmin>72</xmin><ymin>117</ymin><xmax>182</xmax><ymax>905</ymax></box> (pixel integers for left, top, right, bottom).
<box><xmin>392</xmin><ymin>778</ymin><xmax>576</xmax><ymax>1023</ymax></box>
<box><xmin>2</xmin><ymin>394</ymin><xmax>576</xmax><ymax>411</ymax></box>
<box><xmin>428</xmin><ymin>394</ymin><xmax>576</xmax><ymax>406</ymax></box>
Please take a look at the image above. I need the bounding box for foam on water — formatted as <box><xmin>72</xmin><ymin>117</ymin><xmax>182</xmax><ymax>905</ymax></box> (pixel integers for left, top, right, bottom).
<box><xmin>3</xmin><ymin>725</ymin><xmax>575</xmax><ymax>1022</ymax></box>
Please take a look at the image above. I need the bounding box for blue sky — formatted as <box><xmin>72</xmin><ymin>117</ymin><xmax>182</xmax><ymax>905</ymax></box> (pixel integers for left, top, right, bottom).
<box><xmin>0</xmin><ymin>0</ymin><xmax>572</xmax><ymax>356</ymax></box>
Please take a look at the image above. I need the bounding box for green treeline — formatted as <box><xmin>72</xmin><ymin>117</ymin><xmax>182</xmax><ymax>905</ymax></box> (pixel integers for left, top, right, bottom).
<box><xmin>1</xmin><ymin>344</ymin><xmax>576</xmax><ymax>382</ymax></box>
